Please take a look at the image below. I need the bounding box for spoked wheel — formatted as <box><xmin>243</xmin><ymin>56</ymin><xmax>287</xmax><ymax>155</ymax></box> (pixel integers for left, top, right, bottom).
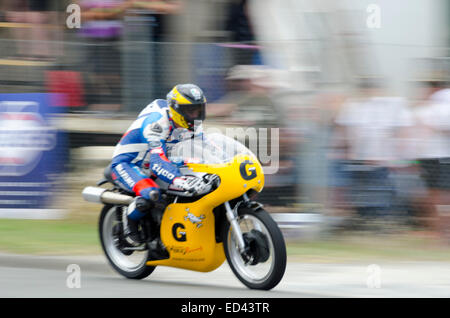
<box><xmin>222</xmin><ymin>207</ymin><xmax>286</xmax><ymax>290</ymax></box>
<box><xmin>99</xmin><ymin>205</ymin><xmax>156</xmax><ymax>279</ymax></box>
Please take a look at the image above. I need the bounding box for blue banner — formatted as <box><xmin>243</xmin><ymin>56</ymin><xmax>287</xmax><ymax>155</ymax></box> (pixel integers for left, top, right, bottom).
<box><xmin>0</xmin><ymin>93</ymin><xmax>67</xmax><ymax>216</ymax></box>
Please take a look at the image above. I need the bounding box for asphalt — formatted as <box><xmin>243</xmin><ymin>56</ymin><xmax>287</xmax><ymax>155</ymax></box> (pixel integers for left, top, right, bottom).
<box><xmin>1</xmin><ymin>253</ymin><xmax>450</xmax><ymax>298</ymax></box>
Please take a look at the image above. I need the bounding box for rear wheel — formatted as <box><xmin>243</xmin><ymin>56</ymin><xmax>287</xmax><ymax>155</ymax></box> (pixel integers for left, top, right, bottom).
<box><xmin>99</xmin><ymin>204</ymin><xmax>156</xmax><ymax>279</ymax></box>
<box><xmin>222</xmin><ymin>207</ymin><xmax>286</xmax><ymax>290</ymax></box>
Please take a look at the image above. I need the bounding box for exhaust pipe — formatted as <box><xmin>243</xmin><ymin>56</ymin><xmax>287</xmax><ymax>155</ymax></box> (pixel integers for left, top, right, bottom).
<box><xmin>82</xmin><ymin>186</ymin><xmax>134</xmax><ymax>205</ymax></box>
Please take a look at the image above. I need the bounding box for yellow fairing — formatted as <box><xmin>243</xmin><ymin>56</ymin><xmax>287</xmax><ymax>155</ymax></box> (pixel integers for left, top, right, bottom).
<box><xmin>146</xmin><ymin>154</ymin><xmax>264</xmax><ymax>271</ymax></box>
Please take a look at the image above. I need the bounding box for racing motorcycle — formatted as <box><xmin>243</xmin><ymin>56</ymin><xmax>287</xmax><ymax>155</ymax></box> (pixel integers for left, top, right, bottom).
<box><xmin>82</xmin><ymin>132</ymin><xmax>286</xmax><ymax>290</ymax></box>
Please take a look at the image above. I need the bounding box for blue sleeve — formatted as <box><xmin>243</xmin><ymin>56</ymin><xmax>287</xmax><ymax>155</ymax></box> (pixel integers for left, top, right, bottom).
<box><xmin>149</xmin><ymin>150</ymin><xmax>181</xmax><ymax>184</ymax></box>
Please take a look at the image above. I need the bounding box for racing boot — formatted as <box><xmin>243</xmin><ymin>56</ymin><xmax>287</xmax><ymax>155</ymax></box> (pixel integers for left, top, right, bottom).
<box><xmin>148</xmin><ymin>235</ymin><xmax>169</xmax><ymax>260</ymax></box>
<box><xmin>123</xmin><ymin>197</ymin><xmax>152</xmax><ymax>247</ymax></box>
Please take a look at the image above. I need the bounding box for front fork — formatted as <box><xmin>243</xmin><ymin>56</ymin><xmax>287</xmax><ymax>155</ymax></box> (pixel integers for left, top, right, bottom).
<box><xmin>224</xmin><ymin>193</ymin><xmax>251</xmax><ymax>254</ymax></box>
<box><xmin>224</xmin><ymin>201</ymin><xmax>246</xmax><ymax>253</ymax></box>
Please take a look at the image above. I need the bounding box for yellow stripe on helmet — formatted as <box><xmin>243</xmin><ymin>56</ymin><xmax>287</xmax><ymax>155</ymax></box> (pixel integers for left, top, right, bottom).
<box><xmin>169</xmin><ymin>107</ymin><xmax>190</xmax><ymax>129</ymax></box>
<box><xmin>170</xmin><ymin>86</ymin><xmax>193</xmax><ymax>105</ymax></box>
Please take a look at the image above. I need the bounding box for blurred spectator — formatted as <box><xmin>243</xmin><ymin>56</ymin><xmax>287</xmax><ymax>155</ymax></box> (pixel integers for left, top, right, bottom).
<box><xmin>225</xmin><ymin>0</ymin><xmax>261</xmax><ymax>65</ymax></box>
<box><xmin>132</xmin><ymin>0</ymin><xmax>182</xmax><ymax>32</ymax></box>
<box><xmin>4</xmin><ymin>0</ymin><xmax>58</xmax><ymax>61</ymax></box>
<box><xmin>226</xmin><ymin>0</ymin><xmax>254</xmax><ymax>43</ymax></box>
<box><xmin>208</xmin><ymin>65</ymin><xmax>297</xmax><ymax>206</ymax></box>
<box><xmin>131</xmin><ymin>1</ymin><xmax>183</xmax><ymax>99</ymax></box>
<box><xmin>414</xmin><ymin>80</ymin><xmax>450</xmax><ymax>237</ymax></box>
<box><xmin>334</xmin><ymin>79</ymin><xmax>415</xmax><ymax>225</ymax></box>
<box><xmin>77</xmin><ymin>0</ymin><xmax>132</xmax><ymax>111</ymax></box>
<box><xmin>320</xmin><ymin>87</ymin><xmax>353</xmax><ymax>213</ymax></box>
<box><xmin>207</xmin><ymin>65</ymin><xmax>281</xmax><ymax>128</ymax></box>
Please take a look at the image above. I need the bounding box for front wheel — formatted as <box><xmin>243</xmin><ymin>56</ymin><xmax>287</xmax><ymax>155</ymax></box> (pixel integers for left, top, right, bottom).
<box><xmin>99</xmin><ymin>204</ymin><xmax>156</xmax><ymax>279</ymax></box>
<box><xmin>222</xmin><ymin>207</ymin><xmax>287</xmax><ymax>290</ymax></box>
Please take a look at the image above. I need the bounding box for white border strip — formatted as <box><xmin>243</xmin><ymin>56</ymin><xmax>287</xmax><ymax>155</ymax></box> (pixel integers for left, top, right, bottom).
<box><xmin>272</xmin><ymin>213</ymin><xmax>323</xmax><ymax>228</ymax></box>
<box><xmin>0</xmin><ymin>209</ymin><xmax>68</xmax><ymax>219</ymax></box>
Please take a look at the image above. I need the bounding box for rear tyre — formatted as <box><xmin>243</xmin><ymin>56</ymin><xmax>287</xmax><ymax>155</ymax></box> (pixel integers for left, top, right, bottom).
<box><xmin>222</xmin><ymin>206</ymin><xmax>287</xmax><ymax>290</ymax></box>
<box><xmin>99</xmin><ymin>204</ymin><xmax>156</xmax><ymax>279</ymax></box>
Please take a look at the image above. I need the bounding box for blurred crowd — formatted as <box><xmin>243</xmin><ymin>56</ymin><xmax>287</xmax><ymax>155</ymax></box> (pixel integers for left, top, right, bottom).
<box><xmin>0</xmin><ymin>0</ymin><xmax>449</xmax><ymax>237</ymax></box>
<box><xmin>323</xmin><ymin>76</ymin><xmax>450</xmax><ymax>236</ymax></box>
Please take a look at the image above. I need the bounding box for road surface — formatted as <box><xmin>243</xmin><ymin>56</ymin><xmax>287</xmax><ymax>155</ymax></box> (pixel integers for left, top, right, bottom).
<box><xmin>0</xmin><ymin>253</ymin><xmax>449</xmax><ymax>298</ymax></box>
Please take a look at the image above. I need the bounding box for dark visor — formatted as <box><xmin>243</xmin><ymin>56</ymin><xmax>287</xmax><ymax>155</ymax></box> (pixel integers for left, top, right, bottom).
<box><xmin>181</xmin><ymin>103</ymin><xmax>206</xmax><ymax>121</ymax></box>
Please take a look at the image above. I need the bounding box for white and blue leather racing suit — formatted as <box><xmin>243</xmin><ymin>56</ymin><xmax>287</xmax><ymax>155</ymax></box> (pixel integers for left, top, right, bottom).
<box><xmin>110</xmin><ymin>99</ymin><xmax>200</xmax><ymax>220</ymax></box>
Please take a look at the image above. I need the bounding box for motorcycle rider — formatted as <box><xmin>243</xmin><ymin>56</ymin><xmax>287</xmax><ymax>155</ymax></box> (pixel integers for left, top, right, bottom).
<box><xmin>109</xmin><ymin>84</ymin><xmax>209</xmax><ymax>247</ymax></box>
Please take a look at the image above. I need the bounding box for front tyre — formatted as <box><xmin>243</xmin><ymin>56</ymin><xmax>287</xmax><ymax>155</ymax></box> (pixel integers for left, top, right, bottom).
<box><xmin>99</xmin><ymin>204</ymin><xmax>155</xmax><ymax>279</ymax></box>
<box><xmin>222</xmin><ymin>207</ymin><xmax>287</xmax><ymax>290</ymax></box>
